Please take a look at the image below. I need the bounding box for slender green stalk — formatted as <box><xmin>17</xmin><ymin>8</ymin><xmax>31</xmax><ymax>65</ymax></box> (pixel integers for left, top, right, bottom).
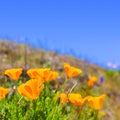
<box><xmin>77</xmin><ymin>106</ymin><xmax>84</xmax><ymax>120</ymax></box>
<box><xmin>60</xmin><ymin>73</ymin><xmax>68</xmax><ymax>92</ymax></box>
<box><xmin>32</xmin><ymin>100</ymin><xmax>37</xmax><ymax>119</ymax></box>
<box><xmin>94</xmin><ymin>110</ymin><xmax>99</xmax><ymax>120</ymax></box>
<box><xmin>68</xmin><ymin>81</ymin><xmax>77</xmax><ymax>94</ymax></box>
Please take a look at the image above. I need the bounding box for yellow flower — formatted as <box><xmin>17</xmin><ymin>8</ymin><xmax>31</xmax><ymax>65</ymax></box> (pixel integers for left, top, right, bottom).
<box><xmin>0</xmin><ymin>87</ymin><xmax>10</xmax><ymax>99</ymax></box>
<box><xmin>27</xmin><ymin>68</ymin><xmax>59</xmax><ymax>82</ymax></box>
<box><xmin>60</xmin><ymin>93</ymin><xmax>68</xmax><ymax>104</ymax></box>
<box><xmin>18</xmin><ymin>79</ymin><xmax>44</xmax><ymax>100</ymax></box>
<box><xmin>38</xmin><ymin>68</ymin><xmax>51</xmax><ymax>80</ymax></box>
<box><xmin>27</xmin><ymin>68</ymin><xmax>39</xmax><ymax>79</ymax></box>
<box><xmin>88</xmin><ymin>76</ymin><xmax>98</xmax><ymax>87</ymax></box>
<box><xmin>68</xmin><ymin>93</ymin><xmax>85</xmax><ymax>106</ymax></box>
<box><xmin>5</xmin><ymin>68</ymin><xmax>23</xmax><ymax>81</ymax></box>
<box><xmin>45</xmin><ymin>71</ymin><xmax>59</xmax><ymax>82</ymax></box>
<box><xmin>88</xmin><ymin>94</ymin><xmax>105</xmax><ymax>110</ymax></box>
<box><xmin>27</xmin><ymin>68</ymin><xmax>48</xmax><ymax>79</ymax></box>
<box><xmin>64</xmin><ymin>63</ymin><xmax>82</xmax><ymax>78</ymax></box>
<box><xmin>83</xmin><ymin>96</ymin><xmax>92</xmax><ymax>103</ymax></box>
<box><xmin>27</xmin><ymin>68</ymin><xmax>44</xmax><ymax>82</ymax></box>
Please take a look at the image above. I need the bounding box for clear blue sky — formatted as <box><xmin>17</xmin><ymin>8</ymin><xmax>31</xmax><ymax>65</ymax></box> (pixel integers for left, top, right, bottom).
<box><xmin>0</xmin><ymin>0</ymin><xmax>120</xmax><ymax>67</ymax></box>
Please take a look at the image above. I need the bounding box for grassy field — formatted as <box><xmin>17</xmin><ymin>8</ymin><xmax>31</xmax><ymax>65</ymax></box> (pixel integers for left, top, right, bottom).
<box><xmin>0</xmin><ymin>40</ymin><xmax>120</xmax><ymax>120</ymax></box>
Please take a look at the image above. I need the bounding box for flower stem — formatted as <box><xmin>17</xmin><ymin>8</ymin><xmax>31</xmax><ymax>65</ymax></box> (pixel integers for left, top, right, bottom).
<box><xmin>94</xmin><ymin>110</ymin><xmax>99</xmax><ymax>120</ymax></box>
<box><xmin>68</xmin><ymin>81</ymin><xmax>77</xmax><ymax>94</ymax></box>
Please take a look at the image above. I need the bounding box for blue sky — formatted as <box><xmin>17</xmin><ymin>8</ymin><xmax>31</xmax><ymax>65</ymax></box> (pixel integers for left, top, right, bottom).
<box><xmin>0</xmin><ymin>0</ymin><xmax>120</xmax><ymax>68</ymax></box>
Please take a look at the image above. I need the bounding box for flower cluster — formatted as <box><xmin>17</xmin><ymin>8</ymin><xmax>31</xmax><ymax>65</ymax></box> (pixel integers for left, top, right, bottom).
<box><xmin>59</xmin><ymin>93</ymin><xmax>105</xmax><ymax>110</ymax></box>
<box><xmin>3</xmin><ymin>67</ymin><xmax>59</xmax><ymax>100</ymax></box>
<box><xmin>27</xmin><ymin>68</ymin><xmax>58</xmax><ymax>82</ymax></box>
<box><xmin>1</xmin><ymin>62</ymin><xmax>105</xmax><ymax>114</ymax></box>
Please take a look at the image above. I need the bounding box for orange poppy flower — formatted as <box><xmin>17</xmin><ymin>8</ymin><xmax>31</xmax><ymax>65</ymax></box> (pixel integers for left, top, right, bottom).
<box><xmin>83</xmin><ymin>96</ymin><xmax>92</xmax><ymax>101</ymax></box>
<box><xmin>88</xmin><ymin>76</ymin><xmax>98</xmax><ymax>87</ymax></box>
<box><xmin>45</xmin><ymin>71</ymin><xmax>59</xmax><ymax>82</ymax></box>
<box><xmin>5</xmin><ymin>68</ymin><xmax>23</xmax><ymax>81</ymax></box>
<box><xmin>64</xmin><ymin>63</ymin><xmax>82</xmax><ymax>78</ymax></box>
<box><xmin>27</xmin><ymin>68</ymin><xmax>58</xmax><ymax>82</ymax></box>
<box><xmin>60</xmin><ymin>93</ymin><xmax>68</xmax><ymax>104</ymax></box>
<box><xmin>34</xmin><ymin>68</ymin><xmax>51</xmax><ymax>80</ymax></box>
<box><xmin>0</xmin><ymin>87</ymin><xmax>10</xmax><ymax>99</ymax></box>
<box><xmin>27</xmin><ymin>68</ymin><xmax>45</xmax><ymax>82</ymax></box>
<box><xmin>27</xmin><ymin>68</ymin><xmax>51</xmax><ymax>79</ymax></box>
<box><xmin>88</xmin><ymin>94</ymin><xmax>105</xmax><ymax>110</ymax></box>
<box><xmin>68</xmin><ymin>93</ymin><xmax>85</xmax><ymax>106</ymax></box>
<box><xmin>38</xmin><ymin>69</ymin><xmax>59</xmax><ymax>82</ymax></box>
<box><xmin>18</xmin><ymin>79</ymin><xmax>44</xmax><ymax>100</ymax></box>
<box><xmin>27</xmin><ymin>68</ymin><xmax>40</xmax><ymax>79</ymax></box>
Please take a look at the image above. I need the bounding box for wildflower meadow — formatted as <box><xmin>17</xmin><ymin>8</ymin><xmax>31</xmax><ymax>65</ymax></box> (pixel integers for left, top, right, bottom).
<box><xmin>0</xmin><ymin>62</ymin><xmax>105</xmax><ymax>120</ymax></box>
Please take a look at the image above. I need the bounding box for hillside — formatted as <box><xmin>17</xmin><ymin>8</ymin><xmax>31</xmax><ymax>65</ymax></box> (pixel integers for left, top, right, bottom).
<box><xmin>0</xmin><ymin>40</ymin><xmax>104</xmax><ymax>73</ymax></box>
<box><xmin>0</xmin><ymin>40</ymin><xmax>120</xmax><ymax>120</ymax></box>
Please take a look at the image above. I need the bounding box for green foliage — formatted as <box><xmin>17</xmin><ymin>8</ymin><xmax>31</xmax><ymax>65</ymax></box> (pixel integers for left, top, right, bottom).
<box><xmin>0</xmin><ymin>79</ymin><xmax>104</xmax><ymax>120</ymax></box>
<box><xmin>0</xmin><ymin>81</ymin><xmax>67</xmax><ymax>120</ymax></box>
<box><xmin>105</xmin><ymin>70</ymin><xmax>116</xmax><ymax>78</ymax></box>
